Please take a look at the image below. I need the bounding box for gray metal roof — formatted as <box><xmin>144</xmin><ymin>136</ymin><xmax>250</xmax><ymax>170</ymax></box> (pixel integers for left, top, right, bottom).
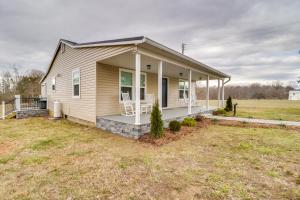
<box><xmin>41</xmin><ymin>36</ymin><xmax>230</xmax><ymax>83</ymax></box>
<box><xmin>61</xmin><ymin>36</ymin><xmax>145</xmax><ymax>46</ymax></box>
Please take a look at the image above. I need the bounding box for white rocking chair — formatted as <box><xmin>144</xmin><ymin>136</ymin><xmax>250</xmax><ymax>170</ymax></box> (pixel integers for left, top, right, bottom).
<box><xmin>121</xmin><ymin>93</ymin><xmax>135</xmax><ymax>116</ymax></box>
<box><xmin>183</xmin><ymin>88</ymin><xmax>197</xmax><ymax>106</ymax></box>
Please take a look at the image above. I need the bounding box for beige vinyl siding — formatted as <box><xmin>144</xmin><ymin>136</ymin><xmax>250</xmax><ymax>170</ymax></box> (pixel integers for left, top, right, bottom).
<box><xmin>96</xmin><ymin>63</ymin><xmax>120</xmax><ymax>116</ymax></box>
<box><xmin>42</xmin><ymin>44</ymin><xmax>134</xmax><ymax>123</ymax></box>
<box><xmin>96</xmin><ymin>64</ymin><xmax>187</xmax><ymax>117</ymax></box>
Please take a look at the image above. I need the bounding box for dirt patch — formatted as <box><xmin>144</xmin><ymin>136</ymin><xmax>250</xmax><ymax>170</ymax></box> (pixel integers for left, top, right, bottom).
<box><xmin>0</xmin><ymin>141</ymin><xmax>15</xmax><ymax>155</ymax></box>
<box><xmin>138</xmin><ymin>120</ymin><xmax>210</xmax><ymax>146</ymax></box>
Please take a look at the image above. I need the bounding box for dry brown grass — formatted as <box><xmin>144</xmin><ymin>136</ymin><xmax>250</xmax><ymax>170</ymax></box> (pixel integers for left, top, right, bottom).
<box><xmin>0</xmin><ymin>117</ymin><xmax>299</xmax><ymax>199</ymax></box>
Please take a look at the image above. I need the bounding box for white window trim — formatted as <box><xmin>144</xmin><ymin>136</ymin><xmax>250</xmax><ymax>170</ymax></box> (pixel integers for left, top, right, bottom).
<box><xmin>119</xmin><ymin>68</ymin><xmax>147</xmax><ymax>103</ymax></box>
<box><xmin>72</xmin><ymin>68</ymin><xmax>81</xmax><ymax>98</ymax></box>
<box><xmin>52</xmin><ymin>76</ymin><xmax>56</xmax><ymax>92</ymax></box>
<box><xmin>178</xmin><ymin>79</ymin><xmax>189</xmax><ymax>99</ymax></box>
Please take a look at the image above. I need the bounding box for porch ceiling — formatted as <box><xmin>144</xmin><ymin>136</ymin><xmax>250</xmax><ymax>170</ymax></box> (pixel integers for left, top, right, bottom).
<box><xmin>99</xmin><ymin>51</ymin><xmax>219</xmax><ymax>81</ymax></box>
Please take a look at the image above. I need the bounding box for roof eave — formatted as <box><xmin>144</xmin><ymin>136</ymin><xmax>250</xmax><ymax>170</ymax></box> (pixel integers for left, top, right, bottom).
<box><xmin>143</xmin><ymin>37</ymin><xmax>230</xmax><ymax>78</ymax></box>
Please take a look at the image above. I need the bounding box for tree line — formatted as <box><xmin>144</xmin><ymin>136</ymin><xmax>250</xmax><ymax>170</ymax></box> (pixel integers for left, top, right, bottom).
<box><xmin>0</xmin><ymin>68</ymin><xmax>44</xmax><ymax>101</ymax></box>
<box><xmin>196</xmin><ymin>81</ymin><xmax>294</xmax><ymax>100</ymax></box>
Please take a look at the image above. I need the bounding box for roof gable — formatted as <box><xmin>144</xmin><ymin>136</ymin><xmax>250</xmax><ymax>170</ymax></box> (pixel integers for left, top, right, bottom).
<box><xmin>41</xmin><ymin>36</ymin><xmax>230</xmax><ymax>83</ymax></box>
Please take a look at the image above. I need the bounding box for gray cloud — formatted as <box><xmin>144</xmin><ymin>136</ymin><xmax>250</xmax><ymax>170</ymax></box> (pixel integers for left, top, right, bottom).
<box><xmin>0</xmin><ymin>0</ymin><xmax>300</xmax><ymax>84</ymax></box>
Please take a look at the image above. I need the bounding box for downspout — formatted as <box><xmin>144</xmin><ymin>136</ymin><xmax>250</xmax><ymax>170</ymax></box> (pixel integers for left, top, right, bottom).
<box><xmin>221</xmin><ymin>77</ymin><xmax>231</xmax><ymax>107</ymax></box>
<box><xmin>224</xmin><ymin>77</ymin><xmax>231</xmax><ymax>85</ymax></box>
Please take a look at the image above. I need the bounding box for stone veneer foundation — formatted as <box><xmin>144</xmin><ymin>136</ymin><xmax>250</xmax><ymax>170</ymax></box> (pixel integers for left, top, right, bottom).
<box><xmin>96</xmin><ymin>112</ymin><xmax>210</xmax><ymax>139</ymax></box>
<box><xmin>16</xmin><ymin>109</ymin><xmax>49</xmax><ymax>119</ymax></box>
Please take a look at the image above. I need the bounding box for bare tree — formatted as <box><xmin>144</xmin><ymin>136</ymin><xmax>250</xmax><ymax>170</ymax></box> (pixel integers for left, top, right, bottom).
<box><xmin>196</xmin><ymin>81</ymin><xmax>292</xmax><ymax>100</ymax></box>
<box><xmin>0</xmin><ymin>68</ymin><xmax>44</xmax><ymax>101</ymax></box>
<box><xmin>16</xmin><ymin>70</ymin><xmax>45</xmax><ymax>97</ymax></box>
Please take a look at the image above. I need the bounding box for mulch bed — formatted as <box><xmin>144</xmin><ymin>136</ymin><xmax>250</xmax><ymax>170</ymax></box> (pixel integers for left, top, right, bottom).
<box><xmin>138</xmin><ymin>118</ymin><xmax>300</xmax><ymax>146</ymax></box>
<box><xmin>138</xmin><ymin>119</ymin><xmax>210</xmax><ymax>146</ymax></box>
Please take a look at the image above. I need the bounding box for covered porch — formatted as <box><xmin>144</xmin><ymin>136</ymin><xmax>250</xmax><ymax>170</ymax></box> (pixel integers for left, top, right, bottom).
<box><xmin>96</xmin><ymin>105</ymin><xmax>217</xmax><ymax>138</ymax></box>
<box><xmin>95</xmin><ymin>43</ymin><xmax>230</xmax><ymax>138</ymax></box>
<box><xmin>99</xmin><ymin>105</ymin><xmax>216</xmax><ymax>125</ymax></box>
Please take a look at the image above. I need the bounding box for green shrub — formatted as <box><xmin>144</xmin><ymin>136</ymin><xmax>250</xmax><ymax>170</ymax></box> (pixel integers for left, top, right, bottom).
<box><xmin>182</xmin><ymin>117</ymin><xmax>196</xmax><ymax>127</ymax></box>
<box><xmin>150</xmin><ymin>100</ymin><xmax>164</xmax><ymax>138</ymax></box>
<box><xmin>225</xmin><ymin>96</ymin><xmax>233</xmax><ymax>111</ymax></box>
<box><xmin>169</xmin><ymin>120</ymin><xmax>181</xmax><ymax>132</ymax></box>
<box><xmin>195</xmin><ymin>115</ymin><xmax>205</xmax><ymax>122</ymax></box>
<box><xmin>212</xmin><ymin>109</ymin><xmax>227</xmax><ymax>116</ymax></box>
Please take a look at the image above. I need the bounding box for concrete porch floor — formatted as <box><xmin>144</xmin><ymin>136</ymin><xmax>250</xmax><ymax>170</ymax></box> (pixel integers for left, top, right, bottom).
<box><xmin>99</xmin><ymin>106</ymin><xmax>217</xmax><ymax>125</ymax></box>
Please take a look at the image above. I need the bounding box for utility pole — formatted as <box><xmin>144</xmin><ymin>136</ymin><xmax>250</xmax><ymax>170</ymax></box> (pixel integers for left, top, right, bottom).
<box><xmin>181</xmin><ymin>42</ymin><xmax>186</xmax><ymax>54</ymax></box>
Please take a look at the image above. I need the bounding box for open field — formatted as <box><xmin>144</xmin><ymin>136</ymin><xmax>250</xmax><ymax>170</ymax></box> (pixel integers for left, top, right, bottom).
<box><xmin>0</xmin><ymin>118</ymin><xmax>299</xmax><ymax>199</ymax></box>
<box><xmin>232</xmin><ymin>100</ymin><xmax>300</xmax><ymax>121</ymax></box>
<box><xmin>206</xmin><ymin>99</ymin><xmax>300</xmax><ymax>121</ymax></box>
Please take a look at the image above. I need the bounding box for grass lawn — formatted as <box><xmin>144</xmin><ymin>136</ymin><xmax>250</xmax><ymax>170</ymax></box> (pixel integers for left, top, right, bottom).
<box><xmin>0</xmin><ymin>118</ymin><xmax>299</xmax><ymax>199</ymax></box>
<box><xmin>207</xmin><ymin>99</ymin><xmax>300</xmax><ymax>121</ymax></box>
<box><xmin>232</xmin><ymin>100</ymin><xmax>300</xmax><ymax>121</ymax></box>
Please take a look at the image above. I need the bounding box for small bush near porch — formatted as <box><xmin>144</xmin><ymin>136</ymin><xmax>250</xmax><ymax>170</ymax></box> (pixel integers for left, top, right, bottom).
<box><xmin>0</xmin><ymin>118</ymin><xmax>300</xmax><ymax>199</ymax></box>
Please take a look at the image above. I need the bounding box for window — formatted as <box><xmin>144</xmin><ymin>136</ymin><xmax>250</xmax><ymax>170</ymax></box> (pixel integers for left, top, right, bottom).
<box><xmin>119</xmin><ymin>69</ymin><xmax>146</xmax><ymax>101</ymax></box>
<box><xmin>140</xmin><ymin>74</ymin><xmax>146</xmax><ymax>100</ymax></box>
<box><xmin>120</xmin><ymin>71</ymin><xmax>133</xmax><ymax>100</ymax></box>
<box><xmin>72</xmin><ymin>69</ymin><xmax>80</xmax><ymax>97</ymax></box>
<box><xmin>52</xmin><ymin>77</ymin><xmax>56</xmax><ymax>91</ymax></box>
<box><xmin>179</xmin><ymin>79</ymin><xmax>189</xmax><ymax>99</ymax></box>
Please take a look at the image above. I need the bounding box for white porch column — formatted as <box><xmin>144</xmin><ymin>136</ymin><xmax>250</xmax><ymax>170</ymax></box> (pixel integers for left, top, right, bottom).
<box><xmin>206</xmin><ymin>75</ymin><xmax>209</xmax><ymax>111</ymax></box>
<box><xmin>15</xmin><ymin>95</ymin><xmax>21</xmax><ymax>111</ymax></box>
<box><xmin>2</xmin><ymin>101</ymin><xmax>5</xmax><ymax>119</ymax></box>
<box><xmin>135</xmin><ymin>53</ymin><xmax>141</xmax><ymax>125</ymax></box>
<box><xmin>188</xmin><ymin>69</ymin><xmax>192</xmax><ymax>114</ymax></box>
<box><xmin>222</xmin><ymin>79</ymin><xmax>225</xmax><ymax>107</ymax></box>
<box><xmin>217</xmin><ymin>79</ymin><xmax>221</xmax><ymax>108</ymax></box>
<box><xmin>158</xmin><ymin>60</ymin><xmax>163</xmax><ymax>111</ymax></box>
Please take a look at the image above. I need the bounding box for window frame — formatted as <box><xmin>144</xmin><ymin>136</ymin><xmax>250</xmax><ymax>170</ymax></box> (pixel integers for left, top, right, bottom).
<box><xmin>52</xmin><ymin>77</ymin><xmax>56</xmax><ymax>92</ymax></box>
<box><xmin>178</xmin><ymin>79</ymin><xmax>189</xmax><ymax>99</ymax></box>
<box><xmin>119</xmin><ymin>68</ymin><xmax>147</xmax><ymax>102</ymax></box>
<box><xmin>72</xmin><ymin>68</ymin><xmax>81</xmax><ymax>98</ymax></box>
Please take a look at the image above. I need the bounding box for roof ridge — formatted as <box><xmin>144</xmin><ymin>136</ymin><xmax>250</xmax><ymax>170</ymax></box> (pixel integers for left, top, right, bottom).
<box><xmin>74</xmin><ymin>36</ymin><xmax>145</xmax><ymax>46</ymax></box>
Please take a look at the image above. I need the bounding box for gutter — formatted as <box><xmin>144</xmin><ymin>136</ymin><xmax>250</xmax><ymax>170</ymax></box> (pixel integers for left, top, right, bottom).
<box><xmin>224</xmin><ymin>77</ymin><xmax>231</xmax><ymax>84</ymax></box>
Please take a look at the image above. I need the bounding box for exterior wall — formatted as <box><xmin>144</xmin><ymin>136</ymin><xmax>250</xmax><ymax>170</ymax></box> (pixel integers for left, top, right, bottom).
<box><xmin>42</xmin><ymin>44</ymin><xmax>134</xmax><ymax>123</ymax></box>
<box><xmin>289</xmin><ymin>91</ymin><xmax>300</xmax><ymax>100</ymax></box>
<box><xmin>96</xmin><ymin>63</ymin><xmax>120</xmax><ymax>116</ymax></box>
<box><xmin>96</xmin><ymin>64</ymin><xmax>189</xmax><ymax>117</ymax></box>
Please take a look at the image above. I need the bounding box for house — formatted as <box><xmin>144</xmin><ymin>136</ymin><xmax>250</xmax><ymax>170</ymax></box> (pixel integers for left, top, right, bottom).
<box><xmin>40</xmin><ymin>36</ymin><xmax>230</xmax><ymax>138</ymax></box>
<box><xmin>289</xmin><ymin>90</ymin><xmax>300</xmax><ymax>100</ymax></box>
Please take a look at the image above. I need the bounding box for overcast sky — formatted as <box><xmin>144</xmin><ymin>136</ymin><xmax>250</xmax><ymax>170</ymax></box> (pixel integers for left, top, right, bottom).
<box><xmin>0</xmin><ymin>0</ymin><xmax>300</xmax><ymax>85</ymax></box>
